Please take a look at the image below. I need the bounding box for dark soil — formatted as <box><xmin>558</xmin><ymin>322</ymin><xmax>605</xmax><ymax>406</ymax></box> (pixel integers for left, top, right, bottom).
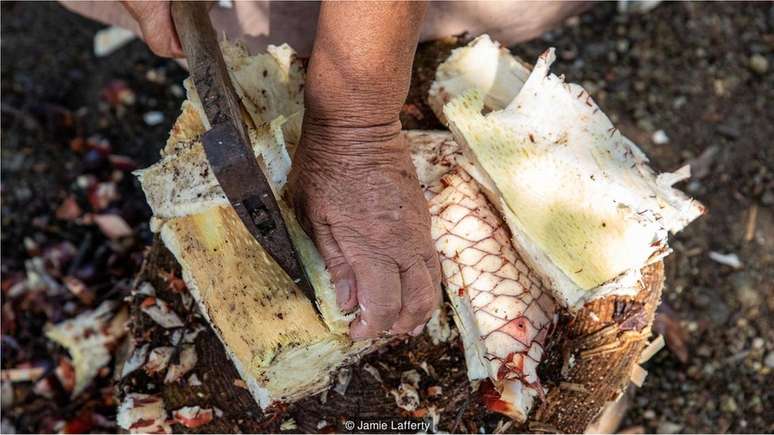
<box><xmin>1</xmin><ymin>2</ymin><xmax>188</xmax><ymax>433</ymax></box>
<box><xmin>2</xmin><ymin>2</ymin><xmax>772</xmax><ymax>433</ymax></box>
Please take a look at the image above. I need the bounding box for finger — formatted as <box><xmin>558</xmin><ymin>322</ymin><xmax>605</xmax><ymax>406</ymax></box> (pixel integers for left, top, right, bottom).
<box><xmin>424</xmin><ymin>249</ymin><xmax>443</xmax><ymax>292</ymax></box>
<box><xmin>409</xmin><ymin>323</ymin><xmax>425</xmax><ymax>337</ymax></box>
<box><xmin>142</xmin><ymin>12</ymin><xmax>183</xmax><ymax>58</ymax></box>
<box><xmin>390</xmin><ymin>261</ymin><xmax>441</xmax><ymax>334</ymax></box>
<box><xmin>311</xmin><ymin>223</ymin><xmax>357</xmax><ymax>311</ymax></box>
<box><xmin>348</xmin><ymin>258</ymin><xmax>402</xmax><ymax>340</ymax></box>
<box><xmin>124</xmin><ymin>1</ymin><xmax>183</xmax><ymax>58</ymax></box>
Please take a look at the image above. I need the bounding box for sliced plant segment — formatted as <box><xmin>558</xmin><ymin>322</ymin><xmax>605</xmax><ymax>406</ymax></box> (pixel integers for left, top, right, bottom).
<box><xmin>443</xmin><ymin>46</ymin><xmax>704</xmax><ymax>309</ymax></box>
<box><xmin>428</xmin><ymin>168</ymin><xmax>555</xmax><ymax>422</ymax></box>
<box><xmin>428</xmin><ymin>35</ymin><xmax>531</xmax><ymax>125</ymax></box>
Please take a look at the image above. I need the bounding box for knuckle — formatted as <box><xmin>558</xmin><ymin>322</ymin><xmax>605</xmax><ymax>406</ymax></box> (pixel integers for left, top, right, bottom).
<box><xmin>399</xmin><ymin>253</ymin><xmax>427</xmax><ymax>272</ymax></box>
<box><xmin>351</xmin><ymin>252</ymin><xmax>398</xmax><ymax>271</ymax></box>
<box><xmin>325</xmin><ymin>255</ymin><xmax>349</xmax><ymax>270</ymax></box>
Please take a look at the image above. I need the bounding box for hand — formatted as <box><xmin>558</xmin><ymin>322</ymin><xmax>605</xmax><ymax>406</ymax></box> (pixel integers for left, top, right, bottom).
<box><xmin>120</xmin><ymin>1</ymin><xmax>183</xmax><ymax>58</ymax></box>
<box><xmin>287</xmin><ymin>120</ymin><xmax>442</xmax><ymax>340</ymax></box>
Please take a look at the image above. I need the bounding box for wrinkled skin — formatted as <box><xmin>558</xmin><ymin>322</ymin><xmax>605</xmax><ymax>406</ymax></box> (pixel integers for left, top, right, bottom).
<box><xmin>288</xmin><ymin>120</ymin><xmax>442</xmax><ymax>339</ymax></box>
<box><xmin>120</xmin><ymin>0</ymin><xmax>439</xmax><ymax>340</ymax></box>
<box><xmin>286</xmin><ymin>2</ymin><xmax>439</xmax><ymax>340</ymax></box>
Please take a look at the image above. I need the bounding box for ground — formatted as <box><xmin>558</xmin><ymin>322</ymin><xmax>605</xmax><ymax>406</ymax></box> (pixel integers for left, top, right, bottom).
<box><xmin>1</xmin><ymin>2</ymin><xmax>772</xmax><ymax>433</ymax></box>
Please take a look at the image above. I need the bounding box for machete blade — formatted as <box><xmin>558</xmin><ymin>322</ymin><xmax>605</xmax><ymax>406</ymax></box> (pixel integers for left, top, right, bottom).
<box><xmin>172</xmin><ymin>1</ymin><xmax>318</xmax><ymax>308</ymax></box>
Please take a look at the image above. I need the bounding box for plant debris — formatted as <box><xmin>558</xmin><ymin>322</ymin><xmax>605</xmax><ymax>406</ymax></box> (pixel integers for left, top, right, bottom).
<box><xmin>163</xmin><ymin>345</ymin><xmax>197</xmax><ymax>384</ymax></box>
<box><xmin>44</xmin><ymin>301</ymin><xmax>127</xmax><ymax>396</ymax></box>
<box><xmin>121</xmin><ymin>343</ymin><xmax>149</xmax><ymax>378</ymax></box>
<box><xmin>708</xmin><ymin>251</ymin><xmax>743</xmax><ymax>269</ymax></box>
<box><xmin>145</xmin><ymin>346</ymin><xmax>174</xmax><ymax>375</ymax></box>
<box><xmin>117</xmin><ymin>393</ymin><xmax>171</xmax><ymax>434</ymax></box>
<box><xmin>139</xmin><ymin>296</ymin><xmax>184</xmax><ymax>328</ymax></box>
<box><xmin>172</xmin><ymin>406</ymin><xmax>214</xmax><ymax>428</ymax></box>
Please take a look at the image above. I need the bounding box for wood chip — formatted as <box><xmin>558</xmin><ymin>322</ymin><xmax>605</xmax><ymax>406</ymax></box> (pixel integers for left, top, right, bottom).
<box><xmin>93</xmin><ymin>214</ymin><xmax>133</xmax><ymax>239</ymax></box>
<box><xmin>629</xmin><ymin>364</ymin><xmax>648</xmax><ymax>387</ymax></box>
<box><xmin>145</xmin><ymin>347</ymin><xmax>174</xmax><ymax>375</ymax></box>
<box><xmin>638</xmin><ymin>335</ymin><xmax>665</xmax><ymax>364</ymax></box>
<box><xmin>529</xmin><ymin>422</ymin><xmax>560</xmax><ymax>433</ymax></box>
<box><xmin>0</xmin><ymin>367</ymin><xmax>45</xmax><ymax>382</ymax></box>
<box><xmin>187</xmin><ymin>373</ymin><xmax>202</xmax><ymax>387</ymax></box>
<box><xmin>280</xmin><ymin>418</ymin><xmax>297</xmax><ymax>431</ymax></box>
<box><xmin>164</xmin><ymin>345</ymin><xmax>198</xmax><ymax>384</ymax></box>
<box><xmin>333</xmin><ymin>367</ymin><xmax>351</xmax><ymax>396</ymax></box>
<box><xmin>172</xmin><ymin>406</ymin><xmax>214</xmax><ymax>428</ymax></box>
<box><xmin>117</xmin><ymin>393</ymin><xmax>170</xmax><ymax>434</ymax></box>
<box><xmin>708</xmin><ymin>251</ymin><xmax>743</xmax><ymax>269</ymax></box>
<box><xmin>391</xmin><ymin>383</ymin><xmax>420</xmax><ymax>412</ymax></box>
<box><xmin>493</xmin><ymin>419</ymin><xmax>513</xmax><ymax>434</ymax></box>
<box><xmin>745</xmin><ymin>204</ymin><xmax>758</xmax><ymax>241</ymax></box>
<box><xmin>362</xmin><ymin>363</ymin><xmax>382</xmax><ymax>383</ymax></box>
<box><xmin>583</xmin><ymin>385</ymin><xmax>634</xmax><ymax>434</ymax></box>
<box><xmin>140</xmin><ymin>297</ymin><xmax>184</xmax><ymax>329</ymax></box>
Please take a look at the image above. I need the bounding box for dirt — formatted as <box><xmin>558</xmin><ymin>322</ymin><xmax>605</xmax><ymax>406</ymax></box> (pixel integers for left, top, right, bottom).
<box><xmin>1</xmin><ymin>2</ymin><xmax>772</xmax><ymax>434</ymax></box>
<box><xmin>1</xmin><ymin>2</ymin><xmax>188</xmax><ymax>433</ymax></box>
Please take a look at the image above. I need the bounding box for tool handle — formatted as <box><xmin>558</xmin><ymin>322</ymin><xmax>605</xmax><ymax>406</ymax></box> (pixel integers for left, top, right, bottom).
<box><xmin>171</xmin><ymin>1</ymin><xmax>247</xmax><ymax>140</ymax></box>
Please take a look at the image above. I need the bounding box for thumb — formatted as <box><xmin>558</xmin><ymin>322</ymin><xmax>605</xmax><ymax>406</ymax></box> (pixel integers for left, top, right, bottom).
<box><xmin>311</xmin><ymin>223</ymin><xmax>357</xmax><ymax>311</ymax></box>
<box><xmin>347</xmin><ymin>257</ymin><xmax>402</xmax><ymax>340</ymax></box>
<box><xmin>123</xmin><ymin>1</ymin><xmax>183</xmax><ymax>58</ymax></box>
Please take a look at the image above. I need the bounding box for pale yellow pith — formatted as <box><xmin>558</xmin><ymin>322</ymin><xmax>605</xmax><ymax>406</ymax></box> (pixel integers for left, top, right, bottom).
<box><xmin>445</xmin><ymin>93</ymin><xmax>654</xmax><ymax>290</ymax></box>
<box><xmin>137</xmin><ymin>41</ymin><xmax>365</xmax><ymax>408</ymax></box>
<box><xmin>166</xmin><ymin>206</ymin><xmax>330</xmax><ymax>370</ymax></box>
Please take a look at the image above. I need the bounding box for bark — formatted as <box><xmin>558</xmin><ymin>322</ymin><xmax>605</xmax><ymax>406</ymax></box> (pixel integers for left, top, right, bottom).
<box><xmin>528</xmin><ymin>262</ymin><xmax>664</xmax><ymax>433</ymax></box>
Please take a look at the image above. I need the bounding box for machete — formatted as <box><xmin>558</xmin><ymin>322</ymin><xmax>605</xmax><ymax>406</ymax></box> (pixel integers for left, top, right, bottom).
<box><xmin>170</xmin><ymin>1</ymin><xmax>318</xmax><ymax>306</ymax></box>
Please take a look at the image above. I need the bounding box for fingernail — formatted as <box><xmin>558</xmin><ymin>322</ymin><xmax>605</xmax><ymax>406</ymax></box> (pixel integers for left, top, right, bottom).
<box><xmin>335</xmin><ymin>279</ymin><xmax>351</xmax><ymax>307</ymax></box>
<box><xmin>409</xmin><ymin>324</ymin><xmax>425</xmax><ymax>337</ymax></box>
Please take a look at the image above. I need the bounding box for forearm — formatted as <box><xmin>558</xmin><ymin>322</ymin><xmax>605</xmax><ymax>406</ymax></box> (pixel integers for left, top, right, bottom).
<box><xmin>304</xmin><ymin>1</ymin><xmax>427</xmax><ymax>139</ymax></box>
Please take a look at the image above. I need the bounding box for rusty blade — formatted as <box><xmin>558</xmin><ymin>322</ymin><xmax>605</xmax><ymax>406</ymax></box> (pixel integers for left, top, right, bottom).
<box><xmin>171</xmin><ymin>1</ymin><xmax>317</xmax><ymax>306</ymax></box>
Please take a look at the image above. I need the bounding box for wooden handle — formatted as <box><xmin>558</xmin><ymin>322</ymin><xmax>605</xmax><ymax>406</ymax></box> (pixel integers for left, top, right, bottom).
<box><xmin>171</xmin><ymin>1</ymin><xmax>246</xmax><ymax>140</ymax></box>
